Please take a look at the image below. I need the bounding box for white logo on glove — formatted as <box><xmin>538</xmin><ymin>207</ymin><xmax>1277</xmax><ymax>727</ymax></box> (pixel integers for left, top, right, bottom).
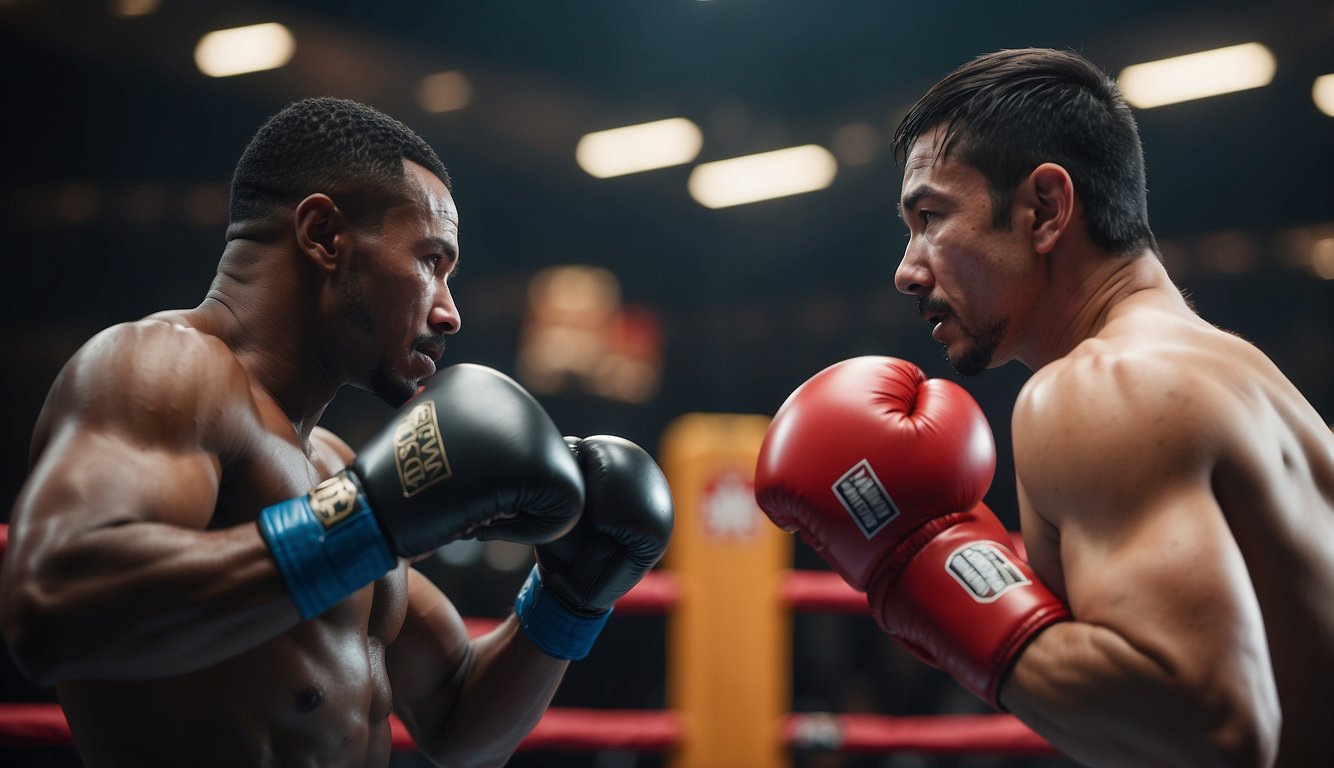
<box><xmin>831</xmin><ymin>459</ymin><xmax>901</xmax><ymax>539</ymax></box>
<box><xmin>945</xmin><ymin>542</ymin><xmax>1031</xmax><ymax>603</ymax></box>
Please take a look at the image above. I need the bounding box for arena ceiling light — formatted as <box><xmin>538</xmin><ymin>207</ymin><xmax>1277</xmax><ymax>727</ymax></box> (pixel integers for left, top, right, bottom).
<box><xmin>195</xmin><ymin>23</ymin><xmax>296</xmax><ymax>78</ymax></box>
<box><xmin>113</xmin><ymin>0</ymin><xmax>161</xmax><ymax>15</ymax></box>
<box><xmin>1312</xmin><ymin>237</ymin><xmax>1334</xmax><ymax>280</ymax></box>
<box><xmin>687</xmin><ymin>145</ymin><xmax>837</xmax><ymax>209</ymax></box>
<box><xmin>1313</xmin><ymin>74</ymin><xmax>1334</xmax><ymax>117</ymax></box>
<box><xmin>1117</xmin><ymin>43</ymin><xmax>1275</xmax><ymax>109</ymax></box>
<box><xmin>575</xmin><ymin>118</ymin><xmax>703</xmax><ymax>178</ymax></box>
<box><xmin>416</xmin><ymin>71</ymin><xmax>472</xmax><ymax>114</ymax></box>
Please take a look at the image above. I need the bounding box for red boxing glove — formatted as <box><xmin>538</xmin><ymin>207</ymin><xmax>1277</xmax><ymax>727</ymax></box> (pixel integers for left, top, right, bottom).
<box><xmin>755</xmin><ymin>356</ymin><xmax>1069</xmax><ymax>709</ymax></box>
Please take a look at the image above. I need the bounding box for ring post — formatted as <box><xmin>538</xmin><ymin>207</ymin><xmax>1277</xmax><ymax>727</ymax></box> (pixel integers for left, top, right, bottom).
<box><xmin>661</xmin><ymin>413</ymin><xmax>790</xmax><ymax>768</ymax></box>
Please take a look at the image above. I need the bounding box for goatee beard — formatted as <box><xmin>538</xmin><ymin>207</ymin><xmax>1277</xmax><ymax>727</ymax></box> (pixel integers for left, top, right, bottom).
<box><xmin>948</xmin><ymin>318</ymin><xmax>1006</xmax><ymax>377</ymax></box>
<box><xmin>369</xmin><ymin>367</ymin><xmax>417</xmax><ymax>407</ymax></box>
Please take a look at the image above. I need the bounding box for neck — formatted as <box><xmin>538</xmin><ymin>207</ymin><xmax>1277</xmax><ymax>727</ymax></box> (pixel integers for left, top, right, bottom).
<box><xmin>1015</xmin><ymin>246</ymin><xmax>1184</xmax><ymax>370</ymax></box>
<box><xmin>193</xmin><ymin>239</ymin><xmax>341</xmax><ymax>437</ymax></box>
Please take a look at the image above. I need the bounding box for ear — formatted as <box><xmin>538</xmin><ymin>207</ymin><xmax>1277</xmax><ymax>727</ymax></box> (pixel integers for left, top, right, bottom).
<box><xmin>293</xmin><ymin>193</ymin><xmax>349</xmax><ymax>273</ymax></box>
<box><xmin>1023</xmin><ymin>163</ymin><xmax>1074</xmax><ymax>255</ymax></box>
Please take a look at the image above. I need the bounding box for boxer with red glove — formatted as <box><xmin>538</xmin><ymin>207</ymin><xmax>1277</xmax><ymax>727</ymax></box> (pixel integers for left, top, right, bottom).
<box><xmin>516</xmin><ymin>435</ymin><xmax>675</xmax><ymax>660</ymax></box>
<box><xmin>754</xmin><ymin>356</ymin><xmax>1069</xmax><ymax>709</ymax></box>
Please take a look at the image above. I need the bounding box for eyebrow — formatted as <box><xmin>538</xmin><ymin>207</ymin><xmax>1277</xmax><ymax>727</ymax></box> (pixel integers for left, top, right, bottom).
<box><xmin>422</xmin><ymin>236</ymin><xmax>459</xmax><ymax>259</ymax></box>
<box><xmin>897</xmin><ymin>183</ymin><xmax>933</xmax><ymax>221</ymax></box>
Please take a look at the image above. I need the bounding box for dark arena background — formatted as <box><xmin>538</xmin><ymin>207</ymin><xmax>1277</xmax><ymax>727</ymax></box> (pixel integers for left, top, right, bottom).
<box><xmin>3</xmin><ymin>1</ymin><xmax>1333</xmax><ymax>766</ymax></box>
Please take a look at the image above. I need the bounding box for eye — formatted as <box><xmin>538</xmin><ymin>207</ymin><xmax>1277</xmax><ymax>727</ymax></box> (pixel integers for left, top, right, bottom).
<box><xmin>919</xmin><ymin>210</ymin><xmax>937</xmax><ymax>225</ymax></box>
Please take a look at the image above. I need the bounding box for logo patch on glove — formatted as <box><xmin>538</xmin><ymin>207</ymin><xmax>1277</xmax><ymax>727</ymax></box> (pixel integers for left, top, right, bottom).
<box><xmin>945</xmin><ymin>542</ymin><xmax>1031</xmax><ymax>603</ymax></box>
<box><xmin>393</xmin><ymin>401</ymin><xmax>453</xmax><ymax>497</ymax></box>
<box><xmin>832</xmin><ymin>459</ymin><xmax>901</xmax><ymax>539</ymax></box>
<box><xmin>309</xmin><ymin>473</ymin><xmax>360</xmax><ymax>528</ymax></box>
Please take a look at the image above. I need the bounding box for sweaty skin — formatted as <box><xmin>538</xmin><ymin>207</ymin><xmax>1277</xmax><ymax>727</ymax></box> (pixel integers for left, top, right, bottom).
<box><xmin>896</xmin><ymin>125</ymin><xmax>1334</xmax><ymax>767</ymax></box>
<box><xmin>0</xmin><ymin>161</ymin><xmax>568</xmax><ymax>767</ymax></box>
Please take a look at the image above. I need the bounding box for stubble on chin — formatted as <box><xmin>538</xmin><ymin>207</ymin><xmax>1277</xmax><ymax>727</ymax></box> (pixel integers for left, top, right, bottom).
<box><xmin>368</xmin><ymin>366</ymin><xmax>417</xmax><ymax>407</ymax></box>
<box><xmin>948</xmin><ymin>318</ymin><xmax>1006</xmax><ymax>377</ymax></box>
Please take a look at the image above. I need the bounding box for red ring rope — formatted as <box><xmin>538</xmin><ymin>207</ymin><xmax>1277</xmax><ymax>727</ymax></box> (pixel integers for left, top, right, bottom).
<box><xmin>0</xmin><ymin>523</ymin><xmax>1056</xmax><ymax>757</ymax></box>
<box><xmin>0</xmin><ymin>704</ymin><xmax>682</xmax><ymax>752</ymax></box>
<box><xmin>785</xmin><ymin>712</ymin><xmax>1057</xmax><ymax>755</ymax></box>
<box><xmin>0</xmin><ymin>703</ymin><xmax>1057</xmax><ymax>756</ymax></box>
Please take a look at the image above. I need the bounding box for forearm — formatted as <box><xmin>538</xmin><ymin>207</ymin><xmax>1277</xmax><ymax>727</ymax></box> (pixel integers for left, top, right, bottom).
<box><xmin>1001</xmin><ymin>621</ymin><xmax>1276</xmax><ymax>768</ymax></box>
<box><xmin>2</xmin><ymin>521</ymin><xmax>298</xmax><ymax>684</ymax></box>
<box><xmin>409</xmin><ymin>615</ymin><xmax>568</xmax><ymax>768</ymax></box>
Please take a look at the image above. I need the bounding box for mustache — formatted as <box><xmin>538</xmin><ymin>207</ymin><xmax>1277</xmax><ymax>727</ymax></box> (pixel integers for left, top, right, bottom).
<box><xmin>917</xmin><ymin>295</ymin><xmax>954</xmax><ymax>320</ymax></box>
<box><xmin>413</xmin><ymin>334</ymin><xmax>449</xmax><ymax>357</ymax></box>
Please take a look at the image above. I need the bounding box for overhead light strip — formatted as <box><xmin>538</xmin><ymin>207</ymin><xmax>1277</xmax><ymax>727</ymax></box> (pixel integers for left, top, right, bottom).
<box><xmin>688</xmin><ymin>145</ymin><xmax>837</xmax><ymax>209</ymax></box>
<box><xmin>576</xmin><ymin>118</ymin><xmax>703</xmax><ymax>178</ymax></box>
<box><xmin>1118</xmin><ymin>42</ymin><xmax>1275</xmax><ymax>109</ymax></box>
<box><xmin>195</xmin><ymin>23</ymin><xmax>296</xmax><ymax>78</ymax></box>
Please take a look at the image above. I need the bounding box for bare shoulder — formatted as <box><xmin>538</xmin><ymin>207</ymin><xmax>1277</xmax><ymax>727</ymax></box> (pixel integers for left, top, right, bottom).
<box><xmin>1015</xmin><ymin>339</ymin><xmax>1228</xmax><ymax>433</ymax></box>
<box><xmin>40</xmin><ymin>318</ymin><xmax>256</xmax><ymax>455</ymax></box>
<box><xmin>14</xmin><ymin>318</ymin><xmax>258</xmax><ymax>534</ymax></box>
<box><xmin>1013</xmin><ymin>340</ymin><xmax>1228</xmax><ymax>526</ymax></box>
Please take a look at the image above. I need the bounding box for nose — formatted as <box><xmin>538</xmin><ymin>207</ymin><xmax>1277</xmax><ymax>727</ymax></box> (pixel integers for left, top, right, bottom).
<box><xmin>894</xmin><ymin>239</ymin><xmax>931</xmax><ymax>296</ymax></box>
<box><xmin>429</xmin><ymin>282</ymin><xmax>461</xmax><ymax>335</ymax></box>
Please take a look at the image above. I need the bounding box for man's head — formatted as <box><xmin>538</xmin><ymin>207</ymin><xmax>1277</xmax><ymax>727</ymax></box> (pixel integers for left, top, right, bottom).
<box><xmin>325</xmin><ymin>157</ymin><xmax>461</xmax><ymax>408</ymax></box>
<box><xmin>892</xmin><ymin>49</ymin><xmax>1156</xmax><ymax>376</ymax></box>
<box><xmin>229</xmin><ymin>98</ymin><xmax>461</xmax><ymax>406</ymax></box>
<box><xmin>228</xmin><ymin>97</ymin><xmax>451</xmax><ymax>241</ymax></box>
<box><xmin>893</xmin><ymin>48</ymin><xmax>1154</xmax><ymax>255</ymax></box>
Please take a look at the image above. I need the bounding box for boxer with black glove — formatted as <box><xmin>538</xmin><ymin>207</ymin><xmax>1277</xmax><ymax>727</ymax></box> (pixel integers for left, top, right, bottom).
<box><xmin>259</xmin><ymin>364</ymin><xmax>585</xmax><ymax>620</ymax></box>
<box><xmin>755</xmin><ymin>356</ymin><xmax>1069</xmax><ymax>709</ymax></box>
<box><xmin>0</xmin><ymin>97</ymin><xmax>676</xmax><ymax>768</ymax></box>
<box><xmin>515</xmin><ymin>435</ymin><xmax>675</xmax><ymax>660</ymax></box>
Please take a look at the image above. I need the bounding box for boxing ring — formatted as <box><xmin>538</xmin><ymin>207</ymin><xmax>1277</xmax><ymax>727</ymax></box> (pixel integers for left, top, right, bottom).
<box><xmin>0</xmin><ymin>414</ymin><xmax>1059</xmax><ymax>765</ymax></box>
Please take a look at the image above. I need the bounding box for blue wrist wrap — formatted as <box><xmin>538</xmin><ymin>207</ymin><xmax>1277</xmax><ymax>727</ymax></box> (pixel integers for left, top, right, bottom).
<box><xmin>514</xmin><ymin>565</ymin><xmax>611</xmax><ymax>660</ymax></box>
<box><xmin>258</xmin><ymin>473</ymin><xmax>397</xmax><ymax>620</ymax></box>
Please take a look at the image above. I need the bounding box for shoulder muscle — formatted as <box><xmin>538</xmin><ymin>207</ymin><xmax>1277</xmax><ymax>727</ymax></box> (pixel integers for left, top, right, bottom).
<box><xmin>14</xmin><ymin>320</ymin><xmax>257</xmax><ymax>533</ymax></box>
<box><xmin>42</xmin><ymin>319</ymin><xmax>255</xmax><ymax>458</ymax></box>
<box><xmin>1013</xmin><ymin>347</ymin><xmax>1223</xmax><ymax>529</ymax></box>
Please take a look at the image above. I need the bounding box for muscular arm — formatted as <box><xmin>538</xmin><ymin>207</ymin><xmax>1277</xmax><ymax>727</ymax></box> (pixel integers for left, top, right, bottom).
<box><xmin>0</xmin><ymin>321</ymin><xmax>300</xmax><ymax>684</ymax></box>
<box><xmin>387</xmin><ymin>569</ymin><xmax>568</xmax><ymax>768</ymax></box>
<box><xmin>1001</xmin><ymin>354</ymin><xmax>1280</xmax><ymax>767</ymax></box>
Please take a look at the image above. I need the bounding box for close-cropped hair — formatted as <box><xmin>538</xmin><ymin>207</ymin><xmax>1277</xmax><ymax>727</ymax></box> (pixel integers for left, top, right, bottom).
<box><xmin>894</xmin><ymin>47</ymin><xmax>1155</xmax><ymax>254</ymax></box>
<box><xmin>228</xmin><ymin>97</ymin><xmax>451</xmax><ymax>240</ymax></box>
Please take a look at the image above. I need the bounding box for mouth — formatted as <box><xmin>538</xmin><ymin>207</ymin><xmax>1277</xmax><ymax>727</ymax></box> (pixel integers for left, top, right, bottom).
<box><xmin>920</xmin><ymin>309</ymin><xmax>946</xmax><ymax>336</ymax></box>
<box><xmin>414</xmin><ymin>349</ymin><xmax>439</xmax><ymax>377</ymax></box>
<box><xmin>917</xmin><ymin>296</ymin><xmax>953</xmax><ymax>341</ymax></box>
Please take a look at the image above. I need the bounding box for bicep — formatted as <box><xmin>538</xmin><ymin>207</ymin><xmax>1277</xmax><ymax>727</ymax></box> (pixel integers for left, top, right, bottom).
<box><xmin>1057</xmin><ymin>482</ymin><xmax>1268</xmax><ymax>683</ymax></box>
<box><xmin>22</xmin><ymin>426</ymin><xmax>221</xmax><ymax>532</ymax></box>
<box><xmin>3</xmin><ymin>421</ymin><xmax>225</xmax><ymax>601</ymax></box>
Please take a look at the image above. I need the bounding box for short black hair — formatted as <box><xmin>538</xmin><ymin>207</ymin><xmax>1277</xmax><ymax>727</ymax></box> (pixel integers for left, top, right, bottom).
<box><xmin>894</xmin><ymin>48</ymin><xmax>1155</xmax><ymax>254</ymax></box>
<box><xmin>228</xmin><ymin>97</ymin><xmax>451</xmax><ymax>240</ymax></box>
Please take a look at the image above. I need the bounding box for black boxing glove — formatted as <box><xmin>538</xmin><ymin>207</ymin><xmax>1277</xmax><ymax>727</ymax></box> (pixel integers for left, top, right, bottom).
<box><xmin>515</xmin><ymin>435</ymin><xmax>674</xmax><ymax>659</ymax></box>
<box><xmin>259</xmin><ymin>364</ymin><xmax>584</xmax><ymax>619</ymax></box>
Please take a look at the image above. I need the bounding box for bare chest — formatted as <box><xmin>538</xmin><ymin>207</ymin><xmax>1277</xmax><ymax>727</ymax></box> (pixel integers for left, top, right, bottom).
<box><xmin>209</xmin><ymin>405</ymin><xmax>410</xmax><ymax>638</ymax></box>
<box><xmin>210</xmin><ymin>383</ymin><xmax>344</xmax><ymax>529</ymax></box>
<box><xmin>213</xmin><ymin>428</ymin><xmax>325</xmax><ymax>529</ymax></box>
